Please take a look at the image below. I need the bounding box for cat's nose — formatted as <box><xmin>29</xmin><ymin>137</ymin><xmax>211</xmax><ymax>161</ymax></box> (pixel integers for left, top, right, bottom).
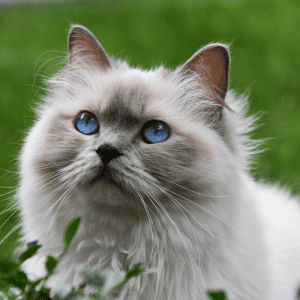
<box><xmin>95</xmin><ymin>144</ymin><xmax>123</xmax><ymax>165</ymax></box>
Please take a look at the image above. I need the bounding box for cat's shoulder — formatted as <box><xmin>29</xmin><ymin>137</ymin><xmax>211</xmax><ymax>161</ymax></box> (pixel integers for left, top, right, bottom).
<box><xmin>246</xmin><ymin>176</ymin><xmax>300</xmax><ymax>227</ymax></box>
<box><xmin>243</xmin><ymin>175</ymin><xmax>300</xmax><ymax>299</ymax></box>
<box><xmin>243</xmin><ymin>174</ymin><xmax>300</xmax><ymax>236</ymax></box>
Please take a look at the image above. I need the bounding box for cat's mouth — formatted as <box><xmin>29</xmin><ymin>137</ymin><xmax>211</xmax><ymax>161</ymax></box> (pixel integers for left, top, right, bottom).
<box><xmin>91</xmin><ymin>165</ymin><xmax>122</xmax><ymax>189</ymax></box>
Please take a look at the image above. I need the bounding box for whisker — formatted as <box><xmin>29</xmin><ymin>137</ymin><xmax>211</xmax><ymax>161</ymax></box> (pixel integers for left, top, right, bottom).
<box><xmin>0</xmin><ymin>168</ymin><xmax>18</xmax><ymax>174</ymax></box>
<box><xmin>0</xmin><ymin>202</ymin><xmax>18</xmax><ymax>214</ymax></box>
<box><xmin>0</xmin><ymin>188</ymin><xmax>18</xmax><ymax>197</ymax></box>
<box><xmin>168</xmin><ymin>189</ymin><xmax>263</xmax><ymax>242</ymax></box>
<box><xmin>132</xmin><ymin>194</ymin><xmax>143</xmax><ymax>251</ymax></box>
<box><xmin>0</xmin><ymin>209</ymin><xmax>18</xmax><ymax>230</ymax></box>
<box><xmin>134</xmin><ymin>190</ymin><xmax>157</xmax><ymax>263</ymax></box>
<box><xmin>159</xmin><ymin>186</ymin><xmax>236</xmax><ymax>244</ymax></box>
<box><xmin>33</xmin><ymin>179</ymin><xmax>69</xmax><ymax>215</ymax></box>
<box><xmin>31</xmin><ymin>162</ymin><xmax>69</xmax><ymax>171</ymax></box>
<box><xmin>144</xmin><ymin>185</ymin><xmax>200</xmax><ymax>296</ymax></box>
<box><xmin>145</xmin><ymin>167</ymin><xmax>243</xmax><ymax>198</ymax></box>
<box><xmin>132</xmin><ymin>190</ymin><xmax>159</xmax><ymax>297</ymax></box>
<box><xmin>43</xmin><ymin>180</ymin><xmax>78</xmax><ymax>245</ymax></box>
<box><xmin>34</xmin><ymin>177</ymin><xmax>74</xmax><ymax>228</ymax></box>
<box><xmin>143</xmin><ymin>167</ymin><xmax>263</xmax><ymax>242</ymax></box>
<box><xmin>26</xmin><ymin>84</ymin><xmax>52</xmax><ymax>94</ymax></box>
<box><xmin>151</xmin><ymin>184</ymin><xmax>203</xmax><ymax>297</ymax></box>
<box><xmin>32</xmin><ymin>54</ymin><xmax>66</xmax><ymax>85</ymax></box>
<box><xmin>0</xmin><ymin>220</ymin><xmax>22</xmax><ymax>245</ymax></box>
<box><xmin>0</xmin><ymin>186</ymin><xmax>17</xmax><ymax>189</ymax></box>
<box><xmin>33</xmin><ymin>50</ymin><xmax>66</xmax><ymax>70</ymax></box>
<box><xmin>21</xmin><ymin>169</ymin><xmax>70</xmax><ymax>196</ymax></box>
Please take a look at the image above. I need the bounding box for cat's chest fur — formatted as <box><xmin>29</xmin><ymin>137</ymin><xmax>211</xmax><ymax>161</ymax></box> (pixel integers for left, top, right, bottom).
<box><xmin>23</xmin><ymin>175</ymin><xmax>270</xmax><ymax>300</ymax></box>
<box><xmin>19</xmin><ymin>25</ymin><xmax>300</xmax><ymax>300</ymax></box>
<box><xmin>23</xmin><ymin>172</ymin><xmax>300</xmax><ymax>300</ymax></box>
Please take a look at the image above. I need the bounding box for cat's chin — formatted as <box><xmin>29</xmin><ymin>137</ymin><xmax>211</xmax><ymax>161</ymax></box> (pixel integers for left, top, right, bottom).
<box><xmin>88</xmin><ymin>165</ymin><xmax>133</xmax><ymax>202</ymax></box>
<box><xmin>84</xmin><ymin>179</ymin><xmax>132</xmax><ymax>207</ymax></box>
<box><xmin>90</xmin><ymin>165</ymin><xmax>120</xmax><ymax>188</ymax></box>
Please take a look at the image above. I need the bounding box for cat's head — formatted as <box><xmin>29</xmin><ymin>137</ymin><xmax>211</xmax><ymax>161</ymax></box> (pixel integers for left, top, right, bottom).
<box><xmin>21</xmin><ymin>25</ymin><xmax>252</xmax><ymax>211</ymax></box>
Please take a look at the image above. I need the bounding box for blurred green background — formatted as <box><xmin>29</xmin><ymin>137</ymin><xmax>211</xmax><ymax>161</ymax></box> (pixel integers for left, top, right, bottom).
<box><xmin>0</xmin><ymin>0</ymin><xmax>299</xmax><ymax>258</ymax></box>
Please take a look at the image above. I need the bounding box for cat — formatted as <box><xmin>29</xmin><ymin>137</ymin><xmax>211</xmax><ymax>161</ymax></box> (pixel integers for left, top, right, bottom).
<box><xmin>18</xmin><ymin>24</ymin><xmax>300</xmax><ymax>300</ymax></box>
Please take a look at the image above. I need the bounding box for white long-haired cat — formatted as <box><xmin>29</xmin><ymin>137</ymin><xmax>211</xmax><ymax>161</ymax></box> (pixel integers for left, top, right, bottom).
<box><xmin>18</xmin><ymin>25</ymin><xmax>300</xmax><ymax>300</ymax></box>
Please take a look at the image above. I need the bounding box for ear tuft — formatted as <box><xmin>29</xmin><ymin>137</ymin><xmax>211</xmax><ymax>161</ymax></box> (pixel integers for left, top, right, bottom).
<box><xmin>68</xmin><ymin>25</ymin><xmax>111</xmax><ymax>70</ymax></box>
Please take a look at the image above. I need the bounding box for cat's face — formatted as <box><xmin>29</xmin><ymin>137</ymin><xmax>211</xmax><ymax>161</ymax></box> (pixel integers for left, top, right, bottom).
<box><xmin>22</xmin><ymin>25</ymin><xmax>233</xmax><ymax>210</ymax></box>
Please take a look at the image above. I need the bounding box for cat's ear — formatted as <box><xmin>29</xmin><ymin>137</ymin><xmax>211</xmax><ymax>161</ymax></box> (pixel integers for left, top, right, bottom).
<box><xmin>68</xmin><ymin>25</ymin><xmax>112</xmax><ymax>70</ymax></box>
<box><xmin>180</xmin><ymin>43</ymin><xmax>230</xmax><ymax>109</ymax></box>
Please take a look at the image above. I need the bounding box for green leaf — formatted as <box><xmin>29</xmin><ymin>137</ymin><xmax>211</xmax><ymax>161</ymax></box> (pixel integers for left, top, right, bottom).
<box><xmin>103</xmin><ymin>265</ymin><xmax>147</xmax><ymax>297</ymax></box>
<box><xmin>207</xmin><ymin>290</ymin><xmax>227</xmax><ymax>300</ymax></box>
<box><xmin>26</xmin><ymin>278</ymin><xmax>44</xmax><ymax>299</ymax></box>
<box><xmin>13</xmin><ymin>270</ymin><xmax>28</xmax><ymax>290</ymax></box>
<box><xmin>18</xmin><ymin>243</ymin><xmax>42</xmax><ymax>264</ymax></box>
<box><xmin>77</xmin><ymin>282</ymin><xmax>87</xmax><ymax>292</ymax></box>
<box><xmin>0</xmin><ymin>260</ymin><xmax>22</xmax><ymax>290</ymax></box>
<box><xmin>27</xmin><ymin>241</ymin><xmax>39</xmax><ymax>248</ymax></box>
<box><xmin>1</xmin><ymin>274</ymin><xmax>25</xmax><ymax>290</ymax></box>
<box><xmin>29</xmin><ymin>277</ymin><xmax>43</xmax><ymax>291</ymax></box>
<box><xmin>45</xmin><ymin>255</ymin><xmax>58</xmax><ymax>275</ymax></box>
<box><xmin>0</xmin><ymin>280</ymin><xmax>9</xmax><ymax>290</ymax></box>
<box><xmin>0</xmin><ymin>259</ymin><xmax>18</xmax><ymax>274</ymax></box>
<box><xmin>124</xmin><ymin>264</ymin><xmax>145</xmax><ymax>281</ymax></box>
<box><xmin>0</xmin><ymin>277</ymin><xmax>13</xmax><ymax>293</ymax></box>
<box><xmin>64</xmin><ymin>217</ymin><xmax>81</xmax><ymax>252</ymax></box>
<box><xmin>35</xmin><ymin>286</ymin><xmax>52</xmax><ymax>299</ymax></box>
<box><xmin>12</xmin><ymin>245</ymin><xmax>27</xmax><ymax>262</ymax></box>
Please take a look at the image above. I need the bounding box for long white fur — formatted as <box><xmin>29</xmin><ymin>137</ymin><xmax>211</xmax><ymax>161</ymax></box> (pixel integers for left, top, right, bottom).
<box><xmin>18</xmin><ymin>26</ymin><xmax>300</xmax><ymax>300</ymax></box>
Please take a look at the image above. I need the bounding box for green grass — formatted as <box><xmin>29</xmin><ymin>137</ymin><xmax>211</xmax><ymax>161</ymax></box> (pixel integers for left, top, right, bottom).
<box><xmin>0</xmin><ymin>0</ymin><xmax>299</xmax><ymax>261</ymax></box>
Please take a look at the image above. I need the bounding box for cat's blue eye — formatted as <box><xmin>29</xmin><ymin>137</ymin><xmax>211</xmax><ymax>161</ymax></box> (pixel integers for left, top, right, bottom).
<box><xmin>75</xmin><ymin>111</ymin><xmax>99</xmax><ymax>135</ymax></box>
<box><xmin>142</xmin><ymin>120</ymin><xmax>170</xmax><ymax>144</ymax></box>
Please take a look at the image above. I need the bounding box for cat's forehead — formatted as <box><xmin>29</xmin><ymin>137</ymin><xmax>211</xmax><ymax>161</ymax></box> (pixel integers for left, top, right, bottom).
<box><xmin>48</xmin><ymin>66</ymin><xmax>178</xmax><ymax>129</ymax></box>
<box><xmin>101</xmin><ymin>87</ymin><xmax>144</xmax><ymax>128</ymax></box>
<box><xmin>93</xmin><ymin>68</ymin><xmax>174</xmax><ymax>124</ymax></box>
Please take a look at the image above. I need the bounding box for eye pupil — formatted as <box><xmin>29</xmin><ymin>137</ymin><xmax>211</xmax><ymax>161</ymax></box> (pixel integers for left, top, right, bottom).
<box><xmin>142</xmin><ymin>121</ymin><xmax>170</xmax><ymax>144</ymax></box>
<box><xmin>75</xmin><ymin>111</ymin><xmax>99</xmax><ymax>135</ymax></box>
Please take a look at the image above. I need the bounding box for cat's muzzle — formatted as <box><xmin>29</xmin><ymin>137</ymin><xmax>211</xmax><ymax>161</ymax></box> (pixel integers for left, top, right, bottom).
<box><xmin>91</xmin><ymin>164</ymin><xmax>119</xmax><ymax>187</ymax></box>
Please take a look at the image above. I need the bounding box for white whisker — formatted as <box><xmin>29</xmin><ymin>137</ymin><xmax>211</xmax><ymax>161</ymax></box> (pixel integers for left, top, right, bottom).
<box><xmin>43</xmin><ymin>180</ymin><xmax>79</xmax><ymax>245</ymax></box>
<box><xmin>0</xmin><ymin>186</ymin><xmax>17</xmax><ymax>189</ymax></box>
<box><xmin>144</xmin><ymin>186</ymin><xmax>200</xmax><ymax>296</ymax></box>
<box><xmin>0</xmin><ymin>220</ymin><xmax>22</xmax><ymax>245</ymax></box>
<box><xmin>0</xmin><ymin>202</ymin><xmax>18</xmax><ymax>214</ymax></box>
<box><xmin>0</xmin><ymin>168</ymin><xmax>18</xmax><ymax>174</ymax></box>
<box><xmin>145</xmin><ymin>167</ymin><xmax>243</xmax><ymax>198</ymax></box>
<box><xmin>159</xmin><ymin>186</ymin><xmax>236</xmax><ymax>244</ymax></box>
<box><xmin>143</xmin><ymin>168</ymin><xmax>264</xmax><ymax>242</ymax></box>
<box><xmin>0</xmin><ymin>210</ymin><xmax>18</xmax><ymax>230</ymax></box>
<box><xmin>134</xmin><ymin>190</ymin><xmax>157</xmax><ymax>265</ymax></box>
<box><xmin>0</xmin><ymin>189</ymin><xmax>18</xmax><ymax>197</ymax></box>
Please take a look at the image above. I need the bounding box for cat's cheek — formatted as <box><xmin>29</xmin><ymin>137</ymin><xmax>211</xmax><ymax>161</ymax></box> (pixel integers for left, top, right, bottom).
<box><xmin>140</xmin><ymin>143</ymin><xmax>195</xmax><ymax>189</ymax></box>
<box><xmin>166</xmin><ymin>121</ymin><xmax>214</xmax><ymax>172</ymax></box>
